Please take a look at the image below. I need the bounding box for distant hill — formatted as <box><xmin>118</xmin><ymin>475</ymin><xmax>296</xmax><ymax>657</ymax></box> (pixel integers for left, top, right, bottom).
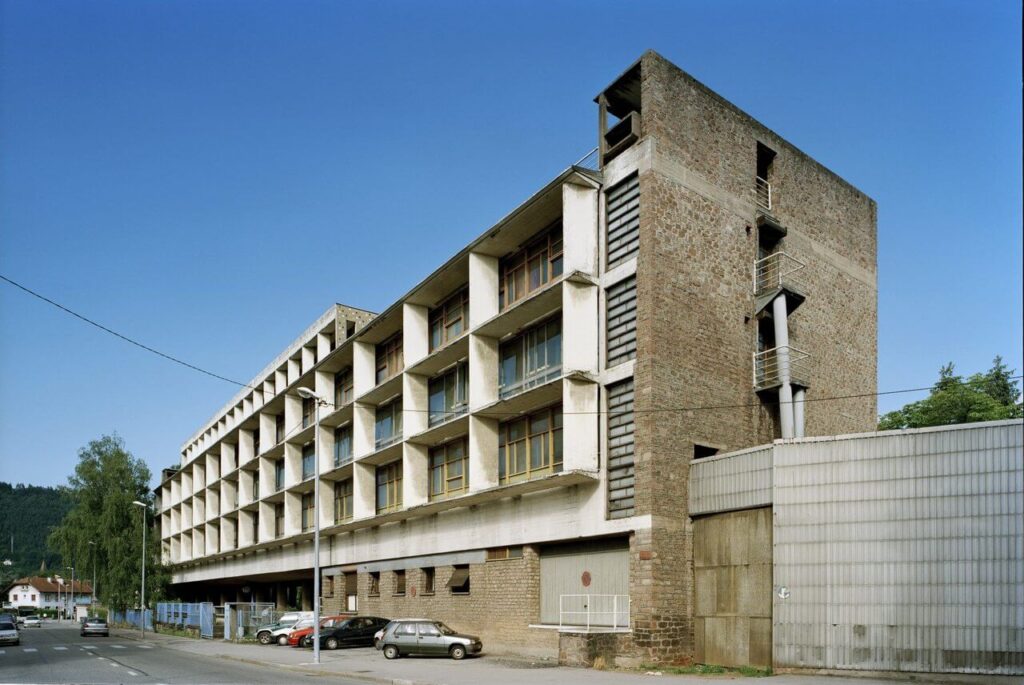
<box><xmin>0</xmin><ymin>482</ymin><xmax>73</xmax><ymax>586</ymax></box>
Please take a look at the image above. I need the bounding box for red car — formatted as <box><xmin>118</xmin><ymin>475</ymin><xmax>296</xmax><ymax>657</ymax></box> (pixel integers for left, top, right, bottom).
<box><xmin>287</xmin><ymin>615</ymin><xmax>353</xmax><ymax>647</ymax></box>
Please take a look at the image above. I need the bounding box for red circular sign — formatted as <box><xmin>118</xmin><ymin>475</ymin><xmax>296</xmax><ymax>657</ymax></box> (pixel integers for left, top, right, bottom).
<box><xmin>581</xmin><ymin>571</ymin><xmax>592</xmax><ymax>587</ymax></box>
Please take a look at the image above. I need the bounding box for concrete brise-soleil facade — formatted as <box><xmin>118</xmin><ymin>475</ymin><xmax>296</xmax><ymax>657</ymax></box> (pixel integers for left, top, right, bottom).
<box><xmin>689</xmin><ymin>420</ymin><xmax>1024</xmax><ymax>676</ymax></box>
<box><xmin>156</xmin><ymin>51</ymin><xmax>878</xmax><ymax>663</ymax></box>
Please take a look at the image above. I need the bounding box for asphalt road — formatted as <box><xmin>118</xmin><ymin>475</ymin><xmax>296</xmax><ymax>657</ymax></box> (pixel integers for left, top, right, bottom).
<box><xmin>0</xmin><ymin>621</ymin><xmax>365</xmax><ymax>684</ymax></box>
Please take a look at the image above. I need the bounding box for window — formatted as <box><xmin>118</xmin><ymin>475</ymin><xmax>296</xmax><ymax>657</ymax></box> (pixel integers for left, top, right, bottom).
<box><xmin>606</xmin><ymin>174</ymin><xmax>640</xmax><ymax>268</ymax></box>
<box><xmin>393</xmin><ymin>570</ymin><xmax>406</xmax><ymax>596</ymax></box>
<box><xmin>375</xmin><ymin>461</ymin><xmax>403</xmax><ymax>513</ymax></box>
<box><xmin>252</xmin><ymin>469</ymin><xmax>260</xmax><ymax>500</ymax></box>
<box><xmin>334</xmin><ymin>425</ymin><xmax>353</xmax><ymax>467</ymax></box>
<box><xmin>498</xmin><ymin>405</ymin><xmax>563</xmax><ymax>484</ymax></box>
<box><xmin>368</xmin><ymin>572</ymin><xmax>380</xmax><ymax>597</ymax></box>
<box><xmin>274</xmin><ymin>460</ymin><xmax>285</xmax><ymax>491</ymax></box>
<box><xmin>756</xmin><ymin>142</ymin><xmax>776</xmax><ymax>212</ymax></box>
<box><xmin>486</xmin><ymin>546</ymin><xmax>523</xmax><ymax>561</ymax></box>
<box><xmin>429</xmin><ymin>288</ymin><xmax>469</xmax><ymax>351</ymax></box>
<box><xmin>499</xmin><ymin>317</ymin><xmax>562</xmax><ymax>399</ymax></box>
<box><xmin>323</xmin><ymin>575</ymin><xmax>334</xmax><ymax>598</ymax></box>
<box><xmin>428</xmin><ymin>362</ymin><xmax>469</xmax><ymax>426</ymax></box>
<box><xmin>335</xmin><ymin>369</ymin><xmax>354</xmax><ymax>407</ymax></box>
<box><xmin>429</xmin><ymin>439</ymin><xmax>468</xmax><ymax>500</ymax></box>
<box><xmin>693</xmin><ymin>444</ymin><xmax>719</xmax><ymax>460</ymax></box>
<box><xmin>274</xmin><ymin>503</ymin><xmax>284</xmax><ymax>537</ymax></box>
<box><xmin>301</xmin><ymin>493</ymin><xmax>315</xmax><ymax>532</ymax></box>
<box><xmin>252</xmin><ymin>510</ymin><xmax>259</xmax><ymax>541</ymax></box>
<box><xmin>607</xmin><ymin>379</ymin><xmax>636</xmax><ymax>518</ymax></box>
<box><xmin>302</xmin><ymin>397</ymin><xmax>316</xmax><ymax>429</ymax></box>
<box><xmin>375</xmin><ymin>398</ymin><xmax>403</xmax><ymax>449</ymax></box>
<box><xmin>394</xmin><ymin>621</ymin><xmax>417</xmax><ymax>636</ymax></box>
<box><xmin>334</xmin><ymin>479</ymin><xmax>353</xmax><ymax>522</ymax></box>
<box><xmin>499</xmin><ymin>222</ymin><xmax>564</xmax><ymax>310</ymax></box>
<box><xmin>606</xmin><ymin>276</ymin><xmax>637</xmax><ymax>367</ymax></box>
<box><xmin>275</xmin><ymin>414</ymin><xmax>286</xmax><ymax>444</ymax></box>
<box><xmin>253</xmin><ymin>429</ymin><xmax>261</xmax><ymax>456</ymax></box>
<box><xmin>447</xmin><ymin>565</ymin><xmax>471</xmax><ymax>595</ymax></box>
<box><xmin>422</xmin><ymin>567</ymin><xmax>435</xmax><ymax>595</ymax></box>
<box><xmin>375</xmin><ymin>334</ymin><xmax>403</xmax><ymax>385</ymax></box>
<box><xmin>302</xmin><ymin>443</ymin><xmax>316</xmax><ymax>480</ymax></box>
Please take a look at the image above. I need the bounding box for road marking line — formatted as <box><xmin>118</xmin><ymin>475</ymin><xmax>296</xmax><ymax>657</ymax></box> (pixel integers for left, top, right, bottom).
<box><xmin>110</xmin><ymin>663</ymin><xmax>120</xmax><ymax>668</ymax></box>
<box><xmin>23</xmin><ymin>648</ymin><xmax>38</xmax><ymax>652</ymax></box>
<box><xmin>54</xmin><ymin>646</ymin><xmax>68</xmax><ymax>650</ymax></box>
<box><xmin>111</xmin><ymin>644</ymin><xmax>126</xmax><ymax>648</ymax></box>
<box><xmin>0</xmin><ymin>650</ymin><xmax>5</xmax><ymax>655</ymax></box>
<box><xmin>81</xmin><ymin>645</ymin><xmax>97</xmax><ymax>649</ymax></box>
<box><xmin>127</xmin><ymin>671</ymin><xmax>139</xmax><ymax>676</ymax></box>
<box><xmin>138</xmin><ymin>645</ymin><xmax>153</xmax><ymax>649</ymax></box>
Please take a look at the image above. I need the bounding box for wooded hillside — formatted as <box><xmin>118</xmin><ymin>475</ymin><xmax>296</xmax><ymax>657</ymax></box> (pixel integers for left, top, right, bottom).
<box><xmin>0</xmin><ymin>482</ymin><xmax>72</xmax><ymax>586</ymax></box>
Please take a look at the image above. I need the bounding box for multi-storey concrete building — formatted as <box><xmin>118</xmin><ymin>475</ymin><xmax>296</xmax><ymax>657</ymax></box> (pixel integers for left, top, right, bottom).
<box><xmin>157</xmin><ymin>51</ymin><xmax>877</xmax><ymax>663</ymax></box>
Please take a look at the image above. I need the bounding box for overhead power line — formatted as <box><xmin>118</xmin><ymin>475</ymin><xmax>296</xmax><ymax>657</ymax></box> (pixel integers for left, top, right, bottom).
<box><xmin>1</xmin><ymin>273</ymin><xmax>1019</xmax><ymax>422</ymax></box>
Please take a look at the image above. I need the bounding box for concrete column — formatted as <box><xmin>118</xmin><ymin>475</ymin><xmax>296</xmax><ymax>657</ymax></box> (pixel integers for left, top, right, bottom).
<box><xmin>317</xmin><ymin>472</ymin><xmax>334</xmax><ymax>529</ymax></box>
<box><xmin>317</xmin><ymin>423</ymin><xmax>334</xmax><ymax>476</ymax></box>
<box><xmin>403</xmin><ymin>303</ymin><xmax>430</xmax><ymax>366</ymax></box>
<box><xmin>315</xmin><ymin>370</ymin><xmax>333</xmax><ymax>408</ymax></box>
<box><xmin>205</xmin><ymin>522</ymin><xmax>219</xmax><ymax>556</ymax></box>
<box><xmin>259</xmin><ymin>412</ymin><xmax>276</xmax><ymax>454</ymax></box>
<box><xmin>284</xmin><ymin>443</ymin><xmax>302</xmax><ymax>488</ymax></box>
<box><xmin>259</xmin><ymin>501</ymin><xmax>275</xmax><ymax>542</ymax></box>
<box><xmin>238</xmin><ymin>510</ymin><xmax>254</xmax><ymax>547</ymax></box>
<box><xmin>563</xmin><ymin>281</ymin><xmax>599</xmax><ymax>374</ymax></box>
<box><xmin>275</xmin><ymin>369</ymin><xmax>288</xmax><ymax>394</ymax></box>
<box><xmin>793</xmin><ymin>387</ymin><xmax>806</xmax><ymax>438</ymax></box>
<box><xmin>352</xmin><ymin>403</ymin><xmax>375</xmax><ymax>459</ymax></box>
<box><xmin>221</xmin><ymin>442</ymin><xmax>237</xmax><ymax>473</ymax></box>
<box><xmin>258</xmin><ymin>457</ymin><xmax>275</xmax><ymax>500</ymax></box>
<box><xmin>275</xmin><ymin>584</ymin><xmax>287</xmax><ymax>610</ymax></box>
<box><xmin>206</xmin><ymin>452</ymin><xmax>220</xmax><ymax>482</ymax></box>
<box><xmin>288</xmin><ymin>357</ymin><xmax>301</xmax><ymax>386</ymax></box>
<box><xmin>468</xmin><ymin>415</ymin><xmax>499</xmax><ymax>492</ymax></box>
<box><xmin>403</xmin><ymin>443</ymin><xmax>429</xmax><ymax>508</ymax></box>
<box><xmin>563</xmin><ymin>378</ymin><xmax>598</xmax><ymax>472</ymax></box>
<box><xmin>284</xmin><ymin>394</ymin><xmax>302</xmax><ymax>436</ymax></box>
<box><xmin>284</xmin><ymin>491</ymin><xmax>301</xmax><ymax>535</ymax></box>
<box><xmin>403</xmin><ymin>373</ymin><xmax>428</xmax><ymax>438</ymax></box>
<box><xmin>302</xmin><ymin>345</ymin><xmax>316</xmax><ymax>374</ymax></box>
<box><xmin>300</xmin><ymin>581</ymin><xmax>313</xmax><ymax>611</ymax></box>
<box><xmin>353</xmin><ymin>341</ymin><xmax>376</xmax><ymax>396</ymax></box>
<box><xmin>468</xmin><ymin>334</ymin><xmax>498</xmax><ymax>409</ymax></box>
<box><xmin>243</xmin><ymin>394</ymin><xmax>253</xmax><ymax>416</ymax></box>
<box><xmin>263</xmin><ymin>378</ymin><xmax>276</xmax><ymax>401</ymax></box>
<box><xmin>562</xmin><ymin>182</ymin><xmax>599</xmax><ymax>277</ymax></box>
<box><xmin>772</xmin><ymin>293</ymin><xmax>794</xmax><ymax>439</ymax></box>
<box><xmin>317</xmin><ymin>332</ymin><xmax>332</xmax><ymax>362</ymax></box>
<box><xmin>468</xmin><ymin>253</ymin><xmax>499</xmax><ymax>327</ymax></box>
<box><xmin>353</xmin><ymin>462</ymin><xmax>376</xmax><ymax>519</ymax></box>
<box><xmin>238</xmin><ymin>430</ymin><xmax>254</xmax><ymax>465</ymax></box>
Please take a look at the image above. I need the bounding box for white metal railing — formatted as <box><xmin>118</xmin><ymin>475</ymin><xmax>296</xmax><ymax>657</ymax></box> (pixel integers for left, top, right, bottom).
<box><xmin>558</xmin><ymin>594</ymin><xmax>630</xmax><ymax>632</ymax></box>
<box><xmin>573</xmin><ymin>147</ymin><xmax>599</xmax><ymax>171</ymax></box>
<box><xmin>754</xmin><ymin>251</ymin><xmax>806</xmax><ymax>295</ymax></box>
<box><xmin>755</xmin><ymin>175</ymin><xmax>772</xmax><ymax>211</ymax></box>
<box><xmin>499</xmin><ymin>366</ymin><xmax>562</xmax><ymax>400</ymax></box>
<box><xmin>753</xmin><ymin>346</ymin><xmax>811</xmax><ymax>390</ymax></box>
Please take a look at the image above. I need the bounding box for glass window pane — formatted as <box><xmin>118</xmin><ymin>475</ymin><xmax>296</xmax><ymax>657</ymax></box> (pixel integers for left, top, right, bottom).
<box><xmin>529</xmin><ymin>435</ymin><xmax>547</xmax><ymax>468</ymax></box>
<box><xmin>553</xmin><ymin>429</ymin><xmax>563</xmax><ymax>468</ymax></box>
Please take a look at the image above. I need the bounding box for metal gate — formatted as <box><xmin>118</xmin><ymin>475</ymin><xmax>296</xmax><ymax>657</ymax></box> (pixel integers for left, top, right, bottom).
<box><xmin>539</xmin><ymin>538</ymin><xmax>629</xmax><ymax>626</ymax></box>
<box><xmin>199</xmin><ymin>602</ymin><xmax>214</xmax><ymax>639</ymax></box>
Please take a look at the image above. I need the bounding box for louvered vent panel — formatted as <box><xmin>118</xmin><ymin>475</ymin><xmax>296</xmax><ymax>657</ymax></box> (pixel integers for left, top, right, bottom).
<box><xmin>607</xmin><ymin>379</ymin><xmax>635</xmax><ymax>519</ymax></box>
<box><xmin>606</xmin><ymin>276</ymin><xmax>637</xmax><ymax>368</ymax></box>
<box><xmin>606</xmin><ymin>174</ymin><xmax>640</xmax><ymax>268</ymax></box>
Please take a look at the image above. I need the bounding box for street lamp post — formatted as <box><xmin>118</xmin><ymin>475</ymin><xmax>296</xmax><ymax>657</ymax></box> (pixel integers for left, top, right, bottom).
<box><xmin>296</xmin><ymin>387</ymin><xmax>324</xmax><ymax>665</ymax></box>
<box><xmin>67</xmin><ymin>566</ymin><xmax>75</xmax><ymax>621</ymax></box>
<box><xmin>132</xmin><ymin>501</ymin><xmax>148</xmax><ymax>638</ymax></box>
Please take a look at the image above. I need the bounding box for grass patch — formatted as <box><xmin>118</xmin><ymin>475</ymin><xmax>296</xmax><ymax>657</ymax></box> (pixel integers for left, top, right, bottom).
<box><xmin>637</xmin><ymin>662</ymin><xmax>772</xmax><ymax>677</ymax></box>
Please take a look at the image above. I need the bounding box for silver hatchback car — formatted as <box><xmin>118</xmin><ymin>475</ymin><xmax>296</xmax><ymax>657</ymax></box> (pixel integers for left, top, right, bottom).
<box><xmin>379</xmin><ymin>620</ymin><xmax>482</xmax><ymax>660</ymax></box>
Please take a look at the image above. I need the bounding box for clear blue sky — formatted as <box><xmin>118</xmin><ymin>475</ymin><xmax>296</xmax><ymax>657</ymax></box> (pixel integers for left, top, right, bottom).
<box><xmin>1</xmin><ymin>0</ymin><xmax>1020</xmax><ymax>488</ymax></box>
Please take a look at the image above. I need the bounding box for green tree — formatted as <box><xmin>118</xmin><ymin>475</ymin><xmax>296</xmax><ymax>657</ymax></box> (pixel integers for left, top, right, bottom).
<box><xmin>879</xmin><ymin>356</ymin><xmax>1023</xmax><ymax>430</ymax></box>
<box><xmin>48</xmin><ymin>435</ymin><xmax>167</xmax><ymax>611</ymax></box>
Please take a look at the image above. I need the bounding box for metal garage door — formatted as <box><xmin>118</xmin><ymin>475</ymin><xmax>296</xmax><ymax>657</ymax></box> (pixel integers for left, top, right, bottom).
<box><xmin>539</xmin><ymin>538</ymin><xmax>629</xmax><ymax>627</ymax></box>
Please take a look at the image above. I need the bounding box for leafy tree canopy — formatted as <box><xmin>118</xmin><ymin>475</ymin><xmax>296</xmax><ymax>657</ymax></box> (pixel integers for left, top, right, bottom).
<box><xmin>879</xmin><ymin>356</ymin><xmax>1023</xmax><ymax>430</ymax></box>
<box><xmin>48</xmin><ymin>434</ymin><xmax>168</xmax><ymax>611</ymax></box>
<box><xmin>0</xmin><ymin>482</ymin><xmax>72</xmax><ymax>587</ymax></box>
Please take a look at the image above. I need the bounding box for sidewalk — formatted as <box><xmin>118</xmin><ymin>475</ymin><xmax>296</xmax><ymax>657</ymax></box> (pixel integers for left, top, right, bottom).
<box><xmin>111</xmin><ymin>629</ymin><xmax>1013</xmax><ymax>685</ymax></box>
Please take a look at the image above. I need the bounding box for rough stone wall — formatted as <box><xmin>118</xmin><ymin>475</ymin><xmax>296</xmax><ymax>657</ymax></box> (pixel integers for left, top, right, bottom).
<box><xmin>354</xmin><ymin>546</ymin><xmax>558</xmax><ymax>657</ymax></box>
<box><xmin>628</xmin><ymin>51</ymin><xmax>877</xmax><ymax>664</ymax></box>
<box><xmin>693</xmin><ymin>507</ymin><xmax>773</xmax><ymax>668</ymax></box>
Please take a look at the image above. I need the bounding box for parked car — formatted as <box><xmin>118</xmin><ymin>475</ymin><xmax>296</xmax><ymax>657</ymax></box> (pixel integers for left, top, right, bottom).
<box><xmin>23</xmin><ymin>616</ymin><xmax>41</xmax><ymax>627</ymax></box>
<box><xmin>378</xmin><ymin>620</ymin><xmax>482</xmax><ymax>660</ymax></box>
<box><xmin>287</xmin><ymin>615</ymin><xmax>353</xmax><ymax>647</ymax></box>
<box><xmin>254</xmin><ymin>612</ymin><xmax>313</xmax><ymax>645</ymax></box>
<box><xmin>314</xmin><ymin>616</ymin><xmax>390</xmax><ymax>650</ymax></box>
<box><xmin>0</xmin><ymin>621</ymin><xmax>19</xmax><ymax>646</ymax></box>
<box><xmin>80</xmin><ymin>616</ymin><xmax>109</xmax><ymax>637</ymax></box>
<box><xmin>0</xmin><ymin>613</ymin><xmax>18</xmax><ymax>630</ymax></box>
<box><xmin>265</xmin><ymin>617</ymin><xmax>315</xmax><ymax>646</ymax></box>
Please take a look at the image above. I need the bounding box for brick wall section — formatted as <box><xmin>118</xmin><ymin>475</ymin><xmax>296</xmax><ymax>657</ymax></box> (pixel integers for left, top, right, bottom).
<box><xmin>352</xmin><ymin>546</ymin><xmax>558</xmax><ymax>656</ymax></box>
<box><xmin>628</xmin><ymin>51</ymin><xmax>877</xmax><ymax>663</ymax></box>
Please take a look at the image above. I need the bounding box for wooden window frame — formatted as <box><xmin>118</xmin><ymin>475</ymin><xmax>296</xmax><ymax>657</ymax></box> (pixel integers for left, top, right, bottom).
<box><xmin>486</xmin><ymin>546</ymin><xmax>524</xmax><ymax>561</ymax></box>
<box><xmin>374</xmin><ymin>398</ymin><xmax>403</xmax><ymax>450</ymax></box>
<box><xmin>333</xmin><ymin>425</ymin><xmax>353</xmax><ymax>467</ymax></box>
<box><xmin>335</xmin><ymin>368</ymin><xmax>354</xmax><ymax>407</ymax></box>
<box><xmin>499</xmin><ymin>222</ymin><xmax>564</xmax><ymax>310</ymax></box>
<box><xmin>498</xmin><ymin>317</ymin><xmax>562</xmax><ymax>399</ymax></box>
<box><xmin>274</xmin><ymin>502</ymin><xmax>285</xmax><ymax>537</ymax></box>
<box><xmin>375</xmin><ymin>461</ymin><xmax>403</xmax><ymax>514</ymax></box>
<box><xmin>301</xmin><ymin>492</ymin><xmax>315</xmax><ymax>532</ymax></box>
<box><xmin>301</xmin><ymin>443</ymin><xmax>315</xmax><ymax>481</ymax></box>
<box><xmin>274</xmin><ymin>460</ymin><xmax>285</xmax><ymax>491</ymax></box>
<box><xmin>375</xmin><ymin>334</ymin><xmax>404</xmax><ymax>385</ymax></box>
<box><xmin>428</xmin><ymin>438</ymin><xmax>468</xmax><ymax>501</ymax></box>
<box><xmin>368</xmin><ymin>571</ymin><xmax>380</xmax><ymax>597</ymax></box>
<box><xmin>275</xmin><ymin>414</ymin><xmax>286</xmax><ymax>444</ymax></box>
<box><xmin>334</xmin><ymin>479</ymin><xmax>353</xmax><ymax>522</ymax></box>
<box><xmin>393</xmin><ymin>570</ymin><xmax>406</xmax><ymax>597</ymax></box>
<box><xmin>429</xmin><ymin>288</ymin><xmax>469</xmax><ymax>352</ymax></box>
<box><xmin>427</xmin><ymin>362</ymin><xmax>469</xmax><ymax>426</ymax></box>
<box><xmin>302</xmin><ymin>396</ymin><xmax>315</xmax><ymax>428</ymax></box>
<box><xmin>422</xmin><ymin>567</ymin><xmax>435</xmax><ymax>595</ymax></box>
<box><xmin>498</xmin><ymin>405</ymin><xmax>564</xmax><ymax>484</ymax></box>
